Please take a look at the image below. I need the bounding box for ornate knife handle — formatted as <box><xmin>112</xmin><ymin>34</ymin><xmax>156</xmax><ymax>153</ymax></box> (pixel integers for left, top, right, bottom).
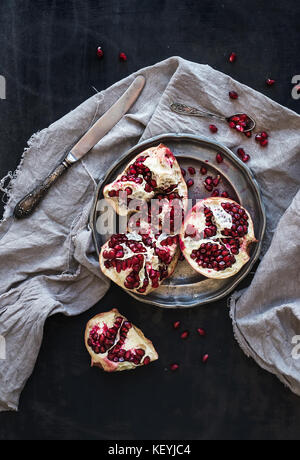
<box><xmin>14</xmin><ymin>157</ymin><xmax>73</xmax><ymax>219</ymax></box>
<box><xmin>170</xmin><ymin>102</ymin><xmax>227</xmax><ymax>121</ymax></box>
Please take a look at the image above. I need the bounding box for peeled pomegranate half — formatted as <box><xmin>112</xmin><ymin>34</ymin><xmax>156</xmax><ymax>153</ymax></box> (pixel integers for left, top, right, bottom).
<box><xmin>103</xmin><ymin>143</ymin><xmax>188</xmax><ymax>217</ymax></box>
<box><xmin>100</xmin><ymin>228</ymin><xmax>179</xmax><ymax>295</ymax></box>
<box><xmin>85</xmin><ymin>309</ymin><xmax>158</xmax><ymax>372</ymax></box>
<box><xmin>180</xmin><ymin>197</ymin><xmax>257</xmax><ymax>279</ymax></box>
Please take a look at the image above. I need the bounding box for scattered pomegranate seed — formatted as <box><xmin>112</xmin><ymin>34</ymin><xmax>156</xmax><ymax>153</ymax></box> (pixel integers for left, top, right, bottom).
<box><xmin>97</xmin><ymin>46</ymin><xmax>104</xmax><ymax>58</ymax></box>
<box><xmin>181</xmin><ymin>331</ymin><xmax>189</xmax><ymax>340</ymax></box>
<box><xmin>237</xmin><ymin>148</ymin><xmax>245</xmax><ymax>158</ymax></box>
<box><xmin>216</xmin><ymin>153</ymin><xmax>223</xmax><ymax>163</ymax></box>
<box><xmin>229</xmin><ymin>52</ymin><xmax>237</xmax><ymax>63</ymax></box>
<box><xmin>173</xmin><ymin>321</ymin><xmax>181</xmax><ymax>329</ymax></box>
<box><xmin>202</xmin><ymin>354</ymin><xmax>209</xmax><ymax>363</ymax></box>
<box><xmin>181</xmin><ymin>168</ymin><xmax>186</xmax><ymax>177</ymax></box>
<box><xmin>143</xmin><ymin>356</ymin><xmax>151</xmax><ymax>365</ymax></box>
<box><xmin>186</xmin><ymin>179</ymin><xmax>194</xmax><ymax>188</ymax></box>
<box><xmin>213</xmin><ymin>175</ymin><xmax>221</xmax><ymax>186</ymax></box>
<box><xmin>197</xmin><ymin>328</ymin><xmax>206</xmax><ymax>336</ymax></box>
<box><xmin>244</xmin><ymin>131</ymin><xmax>252</xmax><ymax>138</ymax></box>
<box><xmin>119</xmin><ymin>52</ymin><xmax>127</xmax><ymax>61</ymax></box>
<box><xmin>211</xmin><ymin>189</ymin><xmax>219</xmax><ymax>197</ymax></box>
<box><xmin>188</xmin><ymin>166</ymin><xmax>196</xmax><ymax>175</ymax></box>
<box><xmin>260</xmin><ymin>139</ymin><xmax>268</xmax><ymax>147</ymax></box>
<box><xmin>266</xmin><ymin>78</ymin><xmax>275</xmax><ymax>86</ymax></box>
<box><xmin>229</xmin><ymin>91</ymin><xmax>238</xmax><ymax>99</ymax></box>
<box><xmin>170</xmin><ymin>363</ymin><xmax>179</xmax><ymax>371</ymax></box>
<box><xmin>241</xmin><ymin>154</ymin><xmax>250</xmax><ymax>163</ymax></box>
<box><xmin>209</xmin><ymin>124</ymin><xmax>218</xmax><ymax>133</ymax></box>
<box><xmin>200</xmin><ymin>166</ymin><xmax>207</xmax><ymax>175</ymax></box>
<box><xmin>260</xmin><ymin>131</ymin><xmax>268</xmax><ymax>139</ymax></box>
<box><xmin>221</xmin><ymin>191</ymin><xmax>229</xmax><ymax>198</ymax></box>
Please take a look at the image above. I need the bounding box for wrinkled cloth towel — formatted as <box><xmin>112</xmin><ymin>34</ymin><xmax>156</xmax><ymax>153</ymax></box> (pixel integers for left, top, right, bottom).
<box><xmin>0</xmin><ymin>57</ymin><xmax>299</xmax><ymax>412</ymax></box>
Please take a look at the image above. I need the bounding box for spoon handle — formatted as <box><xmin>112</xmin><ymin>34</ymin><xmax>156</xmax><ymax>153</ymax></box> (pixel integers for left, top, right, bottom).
<box><xmin>170</xmin><ymin>103</ymin><xmax>227</xmax><ymax>121</ymax></box>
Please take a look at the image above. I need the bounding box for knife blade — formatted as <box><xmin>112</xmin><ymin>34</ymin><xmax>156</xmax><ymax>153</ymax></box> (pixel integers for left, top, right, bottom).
<box><xmin>14</xmin><ymin>75</ymin><xmax>145</xmax><ymax>219</ymax></box>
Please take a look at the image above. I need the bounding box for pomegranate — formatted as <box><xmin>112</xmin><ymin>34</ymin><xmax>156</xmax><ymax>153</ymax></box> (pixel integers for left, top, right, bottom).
<box><xmin>229</xmin><ymin>52</ymin><xmax>237</xmax><ymax>63</ymax></box>
<box><xmin>209</xmin><ymin>124</ymin><xmax>218</xmax><ymax>133</ymax></box>
<box><xmin>100</xmin><ymin>229</ymin><xmax>180</xmax><ymax>295</ymax></box>
<box><xmin>180</xmin><ymin>197</ymin><xmax>257</xmax><ymax>279</ymax></box>
<box><xmin>85</xmin><ymin>309</ymin><xmax>158</xmax><ymax>372</ymax></box>
<box><xmin>103</xmin><ymin>144</ymin><xmax>188</xmax><ymax>218</ymax></box>
<box><xmin>119</xmin><ymin>52</ymin><xmax>127</xmax><ymax>61</ymax></box>
<box><xmin>229</xmin><ymin>91</ymin><xmax>238</xmax><ymax>99</ymax></box>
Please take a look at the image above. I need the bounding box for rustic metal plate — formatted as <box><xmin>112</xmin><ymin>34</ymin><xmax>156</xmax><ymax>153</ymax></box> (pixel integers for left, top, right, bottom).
<box><xmin>90</xmin><ymin>133</ymin><xmax>266</xmax><ymax>308</ymax></box>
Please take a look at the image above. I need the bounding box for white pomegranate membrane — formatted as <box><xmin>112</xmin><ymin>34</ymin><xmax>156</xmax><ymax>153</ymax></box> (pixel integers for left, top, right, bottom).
<box><xmin>85</xmin><ymin>309</ymin><xmax>158</xmax><ymax>372</ymax></box>
<box><xmin>180</xmin><ymin>198</ymin><xmax>256</xmax><ymax>279</ymax></box>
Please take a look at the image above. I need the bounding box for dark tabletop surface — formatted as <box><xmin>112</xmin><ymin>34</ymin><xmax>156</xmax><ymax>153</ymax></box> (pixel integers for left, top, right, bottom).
<box><xmin>0</xmin><ymin>0</ymin><xmax>299</xmax><ymax>441</ymax></box>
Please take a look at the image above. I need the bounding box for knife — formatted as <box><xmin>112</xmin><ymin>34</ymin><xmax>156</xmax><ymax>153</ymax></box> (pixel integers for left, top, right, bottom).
<box><xmin>14</xmin><ymin>75</ymin><xmax>146</xmax><ymax>219</ymax></box>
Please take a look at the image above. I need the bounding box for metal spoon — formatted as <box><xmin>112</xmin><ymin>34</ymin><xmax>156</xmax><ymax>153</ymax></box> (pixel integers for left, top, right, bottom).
<box><xmin>170</xmin><ymin>102</ymin><xmax>256</xmax><ymax>132</ymax></box>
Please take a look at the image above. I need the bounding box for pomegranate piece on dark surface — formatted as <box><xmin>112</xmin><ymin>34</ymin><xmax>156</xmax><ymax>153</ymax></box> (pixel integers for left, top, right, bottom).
<box><xmin>229</xmin><ymin>52</ymin><xmax>237</xmax><ymax>63</ymax></box>
<box><xmin>186</xmin><ymin>179</ymin><xmax>194</xmax><ymax>188</ymax></box>
<box><xmin>85</xmin><ymin>308</ymin><xmax>158</xmax><ymax>372</ymax></box>
<box><xmin>266</xmin><ymin>78</ymin><xmax>275</xmax><ymax>86</ymax></box>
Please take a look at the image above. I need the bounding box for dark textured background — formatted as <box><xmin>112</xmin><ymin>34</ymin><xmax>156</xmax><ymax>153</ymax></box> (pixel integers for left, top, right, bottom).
<box><xmin>0</xmin><ymin>0</ymin><xmax>299</xmax><ymax>441</ymax></box>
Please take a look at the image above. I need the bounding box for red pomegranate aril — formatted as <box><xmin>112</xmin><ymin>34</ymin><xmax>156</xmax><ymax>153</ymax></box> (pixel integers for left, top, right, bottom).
<box><xmin>260</xmin><ymin>131</ymin><xmax>268</xmax><ymax>139</ymax></box>
<box><xmin>237</xmin><ymin>148</ymin><xmax>245</xmax><ymax>158</ymax></box>
<box><xmin>209</xmin><ymin>124</ymin><xmax>218</xmax><ymax>133</ymax></box>
<box><xmin>202</xmin><ymin>354</ymin><xmax>209</xmax><ymax>363</ymax></box>
<box><xmin>186</xmin><ymin>179</ymin><xmax>194</xmax><ymax>188</ymax></box>
<box><xmin>221</xmin><ymin>191</ymin><xmax>229</xmax><ymax>198</ymax></box>
<box><xmin>229</xmin><ymin>52</ymin><xmax>237</xmax><ymax>63</ymax></box>
<box><xmin>229</xmin><ymin>121</ymin><xmax>236</xmax><ymax>129</ymax></box>
<box><xmin>266</xmin><ymin>78</ymin><xmax>275</xmax><ymax>86</ymax></box>
<box><xmin>235</xmin><ymin>125</ymin><xmax>244</xmax><ymax>132</ymax></box>
<box><xmin>125</xmin><ymin>187</ymin><xmax>132</xmax><ymax>195</ymax></box>
<box><xmin>197</xmin><ymin>328</ymin><xmax>206</xmax><ymax>336</ymax></box>
<box><xmin>242</xmin><ymin>154</ymin><xmax>250</xmax><ymax>163</ymax></box>
<box><xmin>143</xmin><ymin>356</ymin><xmax>151</xmax><ymax>365</ymax></box>
<box><xmin>211</xmin><ymin>189</ymin><xmax>219</xmax><ymax>197</ymax></box>
<box><xmin>244</xmin><ymin>131</ymin><xmax>252</xmax><ymax>138</ymax></box>
<box><xmin>200</xmin><ymin>166</ymin><xmax>207</xmax><ymax>175</ymax></box>
<box><xmin>213</xmin><ymin>175</ymin><xmax>221</xmax><ymax>187</ymax></box>
<box><xmin>229</xmin><ymin>91</ymin><xmax>238</xmax><ymax>99</ymax></box>
<box><xmin>181</xmin><ymin>331</ymin><xmax>189</xmax><ymax>340</ymax></box>
<box><xmin>255</xmin><ymin>133</ymin><xmax>262</xmax><ymax>142</ymax></box>
<box><xmin>188</xmin><ymin>166</ymin><xmax>196</xmax><ymax>175</ymax></box>
<box><xmin>97</xmin><ymin>46</ymin><xmax>104</xmax><ymax>58</ymax></box>
<box><xmin>260</xmin><ymin>139</ymin><xmax>268</xmax><ymax>147</ymax></box>
<box><xmin>181</xmin><ymin>168</ymin><xmax>186</xmax><ymax>177</ymax></box>
<box><xmin>119</xmin><ymin>52</ymin><xmax>127</xmax><ymax>61</ymax></box>
<box><xmin>108</xmin><ymin>190</ymin><xmax>116</xmax><ymax>197</ymax></box>
<box><xmin>205</xmin><ymin>184</ymin><xmax>213</xmax><ymax>192</ymax></box>
<box><xmin>173</xmin><ymin>321</ymin><xmax>181</xmax><ymax>329</ymax></box>
<box><xmin>170</xmin><ymin>363</ymin><xmax>179</xmax><ymax>371</ymax></box>
<box><xmin>216</xmin><ymin>153</ymin><xmax>223</xmax><ymax>163</ymax></box>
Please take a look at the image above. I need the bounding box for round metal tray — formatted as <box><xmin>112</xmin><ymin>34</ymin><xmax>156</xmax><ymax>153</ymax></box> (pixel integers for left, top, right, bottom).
<box><xmin>90</xmin><ymin>133</ymin><xmax>266</xmax><ymax>308</ymax></box>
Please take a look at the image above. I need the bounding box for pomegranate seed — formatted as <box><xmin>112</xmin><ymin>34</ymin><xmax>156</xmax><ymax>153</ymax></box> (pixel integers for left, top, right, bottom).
<box><xmin>237</xmin><ymin>148</ymin><xmax>245</xmax><ymax>157</ymax></box>
<box><xmin>221</xmin><ymin>191</ymin><xmax>229</xmax><ymax>198</ymax></box>
<box><xmin>202</xmin><ymin>354</ymin><xmax>209</xmax><ymax>363</ymax></box>
<box><xmin>200</xmin><ymin>166</ymin><xmax>207</xmax><ymax>175</ymax></box>
<box><xmin>181</xmin><ymin>168</ymin><xmax>186</xmax><ymax>177</ymax></box>
<box><xmin>209</xmin><ymin>124</ymin><xmax>218</xmax><ymax>133</ymax></box>
<box><xmin>211</xmin><ymin>189</ymin><xmax>219</xmax><ymax>197</ymax></box>
<box><xmin>260</xmin><ymin>139</ymin><xmax>268</xmax><ymax>147</ymax></box>
<box><xmin>173</xmin><ymin>321</ymin><xmax>181</xmax><ymax>329</ymax></box>
<box><xmin>266</xmin><ymin>78</ymin><xmax>275</xmax><ymax>86</ymax></box>
<box><xmin>186</xmin><ymin>179</ymin><xmax>194</xmax><ymax>188</ymax></box>
<box><xmin>229</xmin><ymin>121</ymin><xmax>236</xmax><ymax>129</ymax></box>
<box><xmin>216</xmin><ymin>153</ymin><xmax>223</xmax><ymax>163</ymax></box>
<box><xmin>170</xmin><ymin>363</ymin><xmax>179</xmax><ymax>371</ymax></box>
<box><xmin>188</xmin><ymin>167</ymin><xmax>196</xmax><ymax>175</ymax></box>
<box><xmin>143</xmin><ymin>356</ymin><xmax>150</xmax><ymax>365</ymax></box>
<box><xmin>97</xmin><ymin>46</ymin><xmax>104</xmax><ymax>58</ymax></box>
<box><xmin>244</xmin><ymin>131</ymin><xmax>252</xmax><ymax>138</ymax></box>
<box><xmin>119</xmin><ymin>52</ymin><xmax>127</xmax><ymax>61</ymax></box>
<box><xmin>229</xmin><ymin>52</ymin><xmax>237</xmax><ymax>63</ymax></box>
<box><xmin>197</xmin><ymin>328</ymin><xmax>206</xmax><ymax>336</ymax></box>
<box><xmin>181</xmin><ymin>331</ymin><xmax>189</xmax><ymax>340</ymax></box>
<box><xmin>108</xmin><ymin>190</ymin><xmax>116</xmax><ymax>197</ymax></box>
<box><xmin>242</xmin><ymin>154</ymin><xmax>250</xmax><ymax>163</ymax></box>
<box><xmin>255</xmin><ymin>133</ymin><xmax>262</xmax><ymax>142</ymax></box>
<box><xmin>229</xmin><ymin>91</ymin><xmax>238</xmax><ymax>99</ymax></box>
<box><xmin>260</xmin><ymin>131</ymin><xmax>268</xmax><ymax>139</ymax></box>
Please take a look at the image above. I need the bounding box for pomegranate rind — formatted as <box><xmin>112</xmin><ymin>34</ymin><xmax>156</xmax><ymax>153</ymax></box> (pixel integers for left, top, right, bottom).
<box><xmin>103</xmin><ymin>143</ymin><xmax>188</xmax><ymax>217</ymax></box>
<box><xmin>99</xmin><ymin>231</ymin><xmax>180</xmax><ymax>295</ymax></box>
<box><xmin>180</xmin><ymin>197</ymin><xmax>257</xmax><ymax>279</ymax></box>
<box><xmin>84</xmin><ymin>309</ymin><xmax>158</xmax><ymax>372</ymax></box>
